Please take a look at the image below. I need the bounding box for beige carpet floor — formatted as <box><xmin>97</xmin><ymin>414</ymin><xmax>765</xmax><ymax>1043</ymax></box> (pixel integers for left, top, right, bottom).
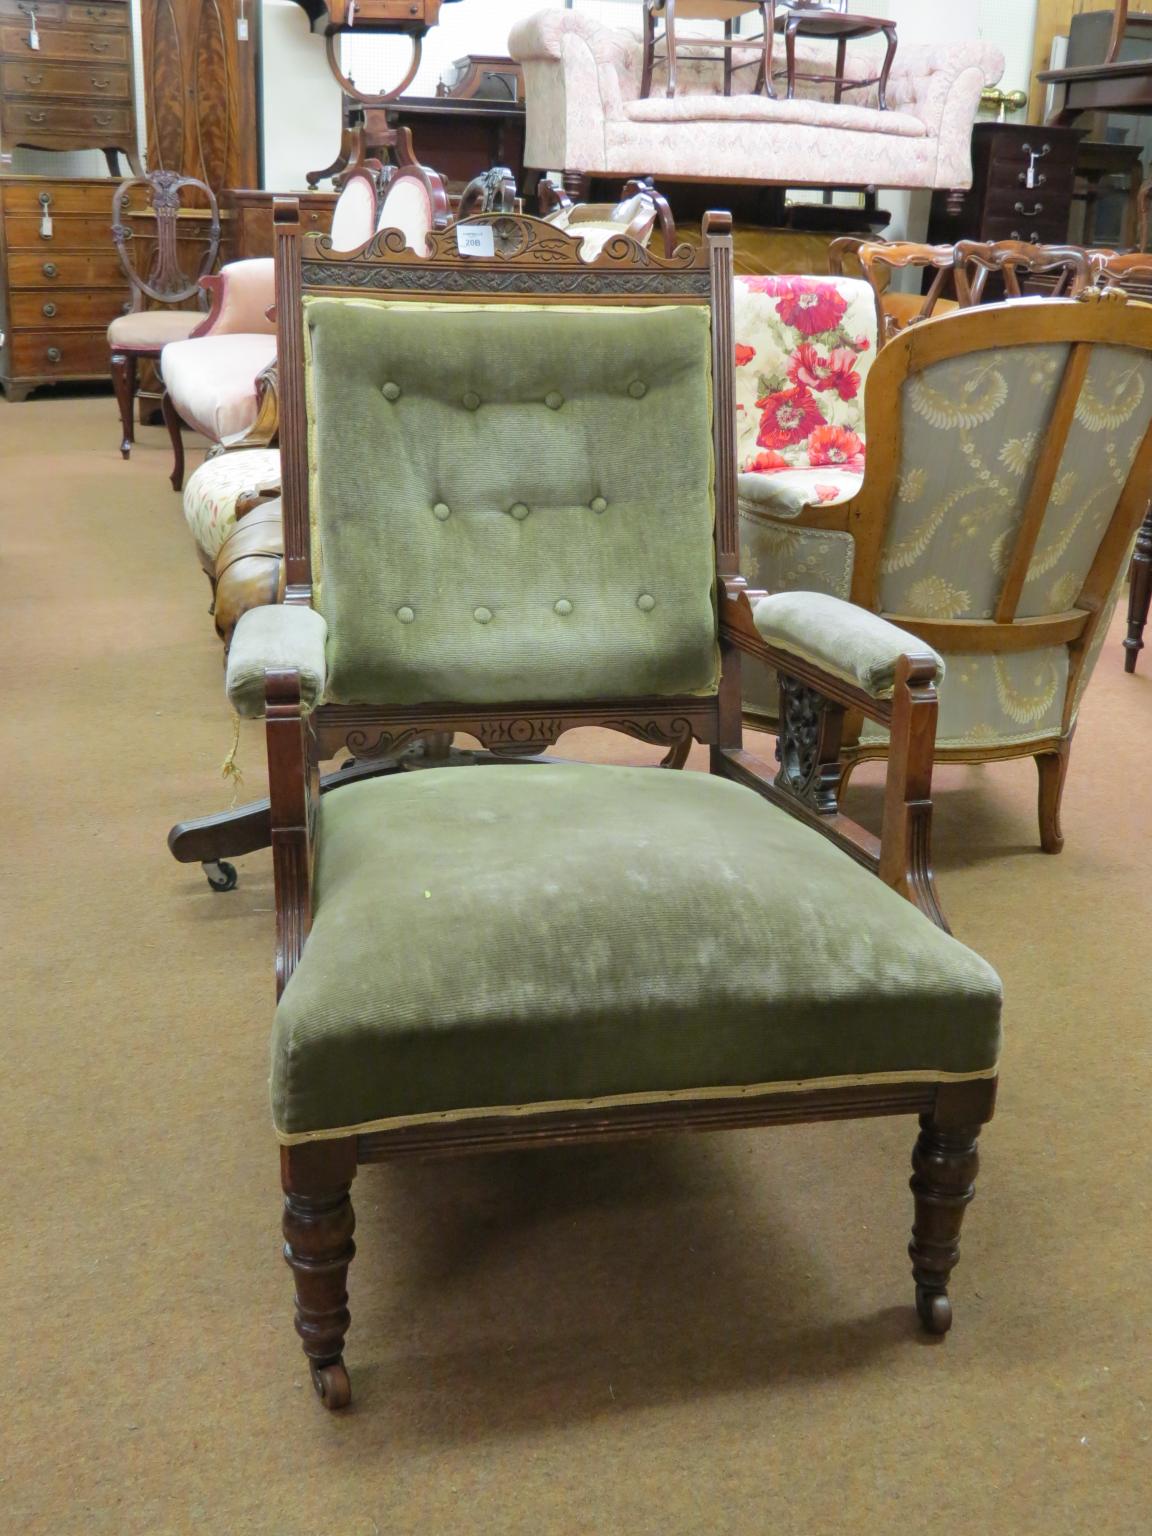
<box><xmin>3</xmin><ymin>394</ymin><xmax>1151</xmax><ymax>1535</ymax></box>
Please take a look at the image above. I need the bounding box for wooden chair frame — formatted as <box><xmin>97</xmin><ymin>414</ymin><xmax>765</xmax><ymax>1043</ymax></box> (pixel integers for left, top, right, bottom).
<box><xmin>763</xmin><ymin>294</ymin><xmax>1152</xmax><ymax>852</ymax></box>
<box><xmin>768</xmin><ymin>0</ymin><xmax>898</xmax><ymax>111</ymax></box>
<box><xmin>109</xmin><ymin>171</ymin><xmax>221</xmax><ymax>461</ymax></box>
<box><xmin>260</xmin><ymin>204</ymin><xmax>994</xmax><ymax>1407</ymax></box>
<box><xmin>642</xmin><ymin>1</ymin><xmax>773</xmax><ymax>100</ymax></box>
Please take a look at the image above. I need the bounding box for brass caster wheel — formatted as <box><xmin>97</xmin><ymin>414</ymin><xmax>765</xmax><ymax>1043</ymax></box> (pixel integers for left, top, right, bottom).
<box><xmin>310</xmin><ymin>1358</ymin><xmax>351</xmax><ymax>1410</ymax></box>
<box><xmin>916</xmin><ymin>1285</ymin><xmax>952</xmax><ymax>1335</ymax></box>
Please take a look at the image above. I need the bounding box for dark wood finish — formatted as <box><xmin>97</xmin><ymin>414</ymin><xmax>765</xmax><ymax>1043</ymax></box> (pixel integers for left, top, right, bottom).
<box><xmin>0</xmin><ymin>0</ymin><xmax>141</xmax><ymax>173</ymax></box>
<box><xmin>240</xmin><ymin>209</ymin><xmax>998</xmax><ymax>1405</ymax></box>
<box><xmin>365</xmin><ymin>96</ymin><xmax>527</xmax><ymax>199</ymax></box>
<box><xmin>0</xmin><ymin>172</ymin><xmax>133</xmax><ymax>400</ymax></box>
<box><xmin>908</xmin><ymin>1111</ymin><xmax>984</xmax><ymax>1334</ymax></box>
<box><xmin>222</xmin><ymin>188</ymin><xmax>336</xmax><ymax>260</ymax></box>
<box><xmin>768</xmin><ymin>0</ymin><xmax>897</xmax><ymax>111</ymax></box>
<box><xmin>437</xmin><ymin>54</ymin><xmax>523</xmax><ymax>102</ymax></box>
<box><xmin>140</xmin><ymin>0</ymin><xmax>259</xmax><ymax>196</ymax></box>
<box><xmin>1125</xmin><ymin>506</ymin><xmax>1152</xmax><ymax>673</ymax></box>
<box><xmin>108</xmin><ymin>170</ymin><xmax>221</xmax><ymax>456</ymax></box>
<box><xmin>927</xmin><ymin>124</ymin><xmax>1085</xmax><ymax>252</ymax></box>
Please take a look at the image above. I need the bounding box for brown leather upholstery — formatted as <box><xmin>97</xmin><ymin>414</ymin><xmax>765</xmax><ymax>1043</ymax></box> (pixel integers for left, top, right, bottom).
<box><xmin>213</xmin><ymin>500</ymin><xmax>285</xmax><ymax>648</ymax></box>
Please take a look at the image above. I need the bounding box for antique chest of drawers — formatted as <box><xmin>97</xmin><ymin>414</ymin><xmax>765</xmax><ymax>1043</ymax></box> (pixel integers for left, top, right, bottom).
<box><xmin>0</xmin><ymin>0</ymin><xmax>141</xmax><ymax>174</ymax></box>
<box><xmin>0</xmin><ymin>174</ymin><xmax>131</xmax><ymax>399</ymax></box>
<box><xmin>927</xmin><ymin>123</ymin><xmax>1086</xmax><ymax>248</ymax></box>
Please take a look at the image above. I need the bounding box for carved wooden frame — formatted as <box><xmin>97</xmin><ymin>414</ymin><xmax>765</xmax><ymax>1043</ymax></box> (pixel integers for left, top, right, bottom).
<box><xmin>744</xmin><ymin>292</ymin><xmax>1152</xmax><ymax>851</ymax></box>
<box><xmin>264</xmin><ymin>208</ymin><xmax>994</xmax><ymax>1410</ymax></box>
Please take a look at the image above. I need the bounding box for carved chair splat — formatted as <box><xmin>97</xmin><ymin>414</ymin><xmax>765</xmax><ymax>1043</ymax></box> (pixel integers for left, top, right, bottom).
<box><xmin>108</xmin><ymin>171</ymin><xmax>222</xmax><ymax>459</ymax></box>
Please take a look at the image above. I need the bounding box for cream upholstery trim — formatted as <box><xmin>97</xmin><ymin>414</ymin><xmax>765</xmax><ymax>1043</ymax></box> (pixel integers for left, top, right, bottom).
<box><xmin>274</xmin><ymin>1065</ymin><xmax>998</xmax><ymax>1144</ymax></box>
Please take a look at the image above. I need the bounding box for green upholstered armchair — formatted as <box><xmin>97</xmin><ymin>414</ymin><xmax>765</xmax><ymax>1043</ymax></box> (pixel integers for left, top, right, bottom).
<box><xmin>739</xmin><ymin>291</ymin><xmax>1152</xmax><ymax>852</ymax></box>
<box><xmin>233</xmin><ymin>206</ymin><xmax>1003</xmax><ymax>1409</ymax></box>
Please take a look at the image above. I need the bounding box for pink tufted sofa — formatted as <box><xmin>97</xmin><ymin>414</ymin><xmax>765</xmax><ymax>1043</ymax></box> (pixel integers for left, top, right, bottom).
<box><xmin>508</xmin><ymin>10</ymin><xmax>1002</xmax><ymax>194</ymax></box>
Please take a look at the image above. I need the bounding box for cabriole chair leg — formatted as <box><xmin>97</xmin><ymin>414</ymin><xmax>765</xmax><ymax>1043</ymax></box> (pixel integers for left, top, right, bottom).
<box><xmin>110</xmin><ymin>351</ymin><xmax>137</xmax><ymax>459</ymax></box>
<box><xmin>1035</xmin><ymin>738</ymin><xmax>1071</xmax><ymax>854</ymax></box>
<box><xmin>281</xmin><ymin>1139</ymin><xmax>358</xmax><ymax>1410</ymax></box>
<box><xmin>161</xmin><ymin>389</ymin><xmax>186</xmax><ymax>493</ymax></box>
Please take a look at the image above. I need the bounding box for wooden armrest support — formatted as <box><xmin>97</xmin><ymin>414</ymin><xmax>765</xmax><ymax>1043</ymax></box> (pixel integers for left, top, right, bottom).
<box><xmin>266</xmin><ymin>668</ymin><xmax>318</xmax><ymax>996</ymax></box>
<box><xmin>719</xmin><ymin>582</ymin><xmax>947</xmax><ymax>930</ymax></box>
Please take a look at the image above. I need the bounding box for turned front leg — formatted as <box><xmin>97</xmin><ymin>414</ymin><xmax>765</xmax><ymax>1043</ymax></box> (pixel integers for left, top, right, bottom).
<box><xmin>908</xmin><ymin>1115</ymin><xmax>982</xmax><ymax>1334</ymax></box>
<box><xmin>281</xmin><ymin>1139</ymin><xmax>358</xmax><ymax>1408</ymax></box>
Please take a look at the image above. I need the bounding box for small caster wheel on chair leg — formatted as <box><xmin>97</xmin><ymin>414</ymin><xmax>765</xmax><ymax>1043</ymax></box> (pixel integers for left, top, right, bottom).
<box><xmin>202</xmin><ymin>859</ymin><xmax>238</xmax><ymax>892</ymax></box>
<box><xmin>310</xmin><ymin>1358</ymin><xmax>351</xmax><ymax>1410</ymax></box>
<box><xmin>916</xmin><ymin>1285</ymin><xmax>952</xmax><ymax>1335</ymax></box>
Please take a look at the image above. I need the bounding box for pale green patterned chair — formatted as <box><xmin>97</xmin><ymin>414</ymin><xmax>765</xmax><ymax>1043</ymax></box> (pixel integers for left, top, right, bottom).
<box><xmin>224</xmin><ymin>207</ymin><xmax>1003</xmax><ymax>1410</ymax></box>
<box><xmin>739</xmin><ymin>292</ymin><xmax>1152</xmax><ymax>852</ymax></box>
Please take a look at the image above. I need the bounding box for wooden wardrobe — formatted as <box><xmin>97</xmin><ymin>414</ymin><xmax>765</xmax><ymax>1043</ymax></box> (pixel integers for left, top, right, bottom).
<box><xmin>141</xmin><ymin>0</ymin><xmax>260</xmax><ymax>191</ymax></box>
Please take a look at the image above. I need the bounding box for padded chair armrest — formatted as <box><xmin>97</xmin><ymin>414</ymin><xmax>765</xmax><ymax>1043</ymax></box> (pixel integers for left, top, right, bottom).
<box><xmin>751</xmin><ymin>591</ymin><xmax>944</xmax><ymax>700</ymax></box>
<box><xmin>719</xmin><ymin>583</ymin><xmax>947</xmax><ymax>927</ymax></box>
<box><xmin>226</xmin><ymin>605</ymin><xmax>328</xmax><ymax>718</ymax></box>
<box><xmin>193</xmin><ymin>259</ymin><xmax>276</xmax><ymax>338</ymax></box>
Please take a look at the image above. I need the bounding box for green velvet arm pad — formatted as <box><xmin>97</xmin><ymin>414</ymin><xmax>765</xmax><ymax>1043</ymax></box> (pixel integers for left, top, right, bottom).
<box><xmin>752</xmin><ymin>591</ymin><xmax>944</xmax><ymax>699</ymax></box>
<box><xmin>225</xmin><ymin>605</ymin><xmax>328</xmax><ymax>718</ymax></box>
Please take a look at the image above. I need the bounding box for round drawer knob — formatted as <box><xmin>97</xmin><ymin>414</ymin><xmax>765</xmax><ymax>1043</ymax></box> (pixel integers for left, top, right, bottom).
<box><xmin>41</xmin><ymin>301</ymin><xmax>56</xmax><ymax>317</ymax></box>
<box><xmin>42</xmin><ymin>262</ymin><xmax>58</xmax><ymax>278</ymax></box>
<box><xmin>46</xmin><ymin>347</ymin><xmax>61</xmax><ymax>363</ymax></box>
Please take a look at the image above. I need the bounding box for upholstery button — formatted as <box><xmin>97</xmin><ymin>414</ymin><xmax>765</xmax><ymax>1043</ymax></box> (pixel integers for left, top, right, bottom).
<box><xmin>637</xmin><ymin>593</ymin><xmax>656</xmax><ymax>612</ymax></box>
<box><xmin>554</xmin><ymin>599</ymin><xmax>573</xmax><ymax>616</ymax></box>
<box><xmin>509</xmin><ymin>502</ymin><xmax>530</xmax><ymax>520</ymax></box>
<box><xmin>628</xmin><ymin>380</ymin><xmax>648</xmax><ymax>399</ymax></box>
<box><xmin>382</xmin><ymin>381</ymin><xmax>401</xmax><ymax>401</ymax></box>
<box><xmin>473</xmin><ymin>606</ymin><xmax>493</xmax><ymax>624</ymax></box>
<box><xmin>590</xmin><ymin>496</ymin><xmax>608</xmax><ymax>514</ymax></box>
<box><xmin>545</xmin><ymin>390</ymin><xmax>564</xmax><ymax>410</ymax></box>
<box><xmin>397</xmin><ymin>606</ymin><xmax>415</xmax><ymax>623</ymax></box>
<box><xmin>433</xmin><ymin>502</ymin><xmax>451</xmax><ymax>521</ymax></box>
<box><xmin>462</xmin><ymin>390</ymin><xmax>481</xmax><ymax>411</ymax></box>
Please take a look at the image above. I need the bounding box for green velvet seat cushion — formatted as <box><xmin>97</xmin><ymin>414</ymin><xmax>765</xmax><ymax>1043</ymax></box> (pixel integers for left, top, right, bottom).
<box><xmin>303</xmin><ymin>298</ymin><xmax>719</xmax><ymax>707</ymax></box>
<box><xmin>272</xmin><ymin>764</ymin><xmax>1002</xmax><ymax>1139</ymax></box>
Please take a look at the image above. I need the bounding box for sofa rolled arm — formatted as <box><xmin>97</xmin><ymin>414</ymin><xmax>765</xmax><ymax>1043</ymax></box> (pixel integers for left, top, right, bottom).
<box><xmin>226</xmin><ymin>605</ymin><xmax>328</xmax><ymax>718</ymax></box>
<box><xmin>192</xmin><ymin>258</ymin><xmax>277</xmax><ymax>339</ymax></box>
<box><xmin>751</xmin><ymin>590</ymin><xmax>944</xmax><ymax>699</ymax></box>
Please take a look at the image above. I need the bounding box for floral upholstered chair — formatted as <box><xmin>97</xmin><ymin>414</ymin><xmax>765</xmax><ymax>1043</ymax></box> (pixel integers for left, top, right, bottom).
<box><xmin>740</xmin><ymin>292</ymin><xmax>1152</xmax><ymax>852</ymax></box>
<box><xmin>213</xmin><ymin>207</ymin><xmax>1006</xmax><ymax>1409</ymax></box>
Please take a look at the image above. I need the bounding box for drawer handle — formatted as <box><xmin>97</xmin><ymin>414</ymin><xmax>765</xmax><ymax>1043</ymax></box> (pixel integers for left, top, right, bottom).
<box><xmin>87</xmin><ymin>5</ymin><xmax>108</xmax><ymax>14</ymax></box>
<box><xmin>42</xmin><ymin>261</ymin><xmax>57</xmax><ymax>277</ymax></box>
<box><xmin>1010</xmin><ymin>230</ymin><xmax>1042</xmax><ymax>244</ymax></box>
<box><xmin>1014</xmin><ymin>201</ymin><xmax>1044</xmax><ymax>217</ymax></box>
<box><xmin>1018</xmin><ymin>170</ymin><xmax>1046</xmax><ymax>187</ymax></box>
<box><xmin>18</xmin><ymin>3</ymin><xmax>39</xmax><ymax>15</ymax></box>
<box><xmin>91</xmin><ymin>76</ymin><xmax>110</xmax><ymax>88</ymax></box>
<box><xmin>89</xmin><ymin>38</ymin><xmax>110</xmax><ymax>51</ymax></box>
<box><xmin>22</xmin><ymin>70</ymin><xmax>43</xmax><ymax>85</ymax></box>
<box><xmin>26</xmin><ymin>109</ymin><xmax>48</xmax><ymax>123</ymax></box>
<box><xmin>41</xmin><ymin>301</ymin><xmax>56</xmax><ymax>317</ymax></box>
<box><xmin>1020</xmin><ymin>142</ymin><xmax>1051</xmax><ymax>159</ymax></box>
<box><xmin>94</xmin><ymin>111</ymin><xmax>112</xmax><ymax>125</ymax></box>
<box><xmin>46</xmin><ymin>346</ymin><xmax>61</xmax><ymax>363</ymax></box>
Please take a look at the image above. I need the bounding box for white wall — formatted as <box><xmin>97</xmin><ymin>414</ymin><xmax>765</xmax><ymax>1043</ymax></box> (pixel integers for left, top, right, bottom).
<box><xmin>261</xmin><ymin>0</ymin><xmax>343</xmax><ymax>190</ymax></box>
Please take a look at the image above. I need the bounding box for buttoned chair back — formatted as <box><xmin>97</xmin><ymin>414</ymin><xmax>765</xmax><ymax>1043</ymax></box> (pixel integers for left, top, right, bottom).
<box><xmin>274</xmin><ymin>208</ymin><xmax>734</xmax><ymax>716</ymax></box>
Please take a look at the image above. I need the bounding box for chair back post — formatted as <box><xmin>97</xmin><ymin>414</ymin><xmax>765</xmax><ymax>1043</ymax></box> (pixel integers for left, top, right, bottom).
<box><xmin>111</xmin><ymin>171</ymin><xmax>221</xmax><ymax>309</ymax></box>
<box><xmin>707</xmin><ymin>208</ymin><xmax>744</xmax><ymax>749</ymax></box>
<box><xmin>273</xmin><ymin>198</ymin><xmax>312</xmax><ymax>602</ymax></box>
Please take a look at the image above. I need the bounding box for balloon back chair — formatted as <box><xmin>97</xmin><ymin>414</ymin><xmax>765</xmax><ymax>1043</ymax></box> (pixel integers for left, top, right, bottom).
<box><xmin>158</xmin><ymin>167</ymin><xmax>380</xmax><ymax>493</ymax></box>
<box><xmin>217</xmin><ymin>201</ymin><xmax>1004</xmax><ymax>1408</ymax></box>
<box><xmin>738</xmin><ymin>292</ymin><xmax>1152</xmax><ymax>852</ymax></box>
<box><xmin>108</xmin><ymin>171</ymin><xmax>222</xmax><ymax>459</ymax></box>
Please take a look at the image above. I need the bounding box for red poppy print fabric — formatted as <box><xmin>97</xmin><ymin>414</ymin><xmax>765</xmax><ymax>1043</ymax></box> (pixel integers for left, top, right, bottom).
<box><xmin>732</xmin><ymin>274</ymin><xmax>877</xmax><ymax>474</ymax></box>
